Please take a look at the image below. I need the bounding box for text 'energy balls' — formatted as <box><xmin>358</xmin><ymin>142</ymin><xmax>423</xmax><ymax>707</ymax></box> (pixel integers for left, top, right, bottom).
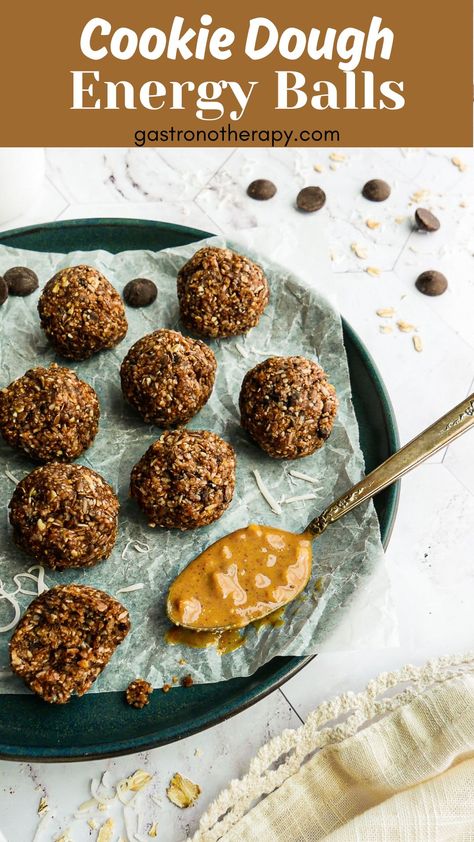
<box><xmin>38</xmin><ymin>265</ymin><xmax>128</xmax><ymax>360</ymax></box>
<box><xmin>239</xmin><ymin>356</ymin><xmax>338</xmax><ymax>459</ymax></box>
<box><xmin>9</xmin><ymin>585</ymin><xmax>130</xmax><ymax>704</ymax></box>
<box><xmin>0</xmin><ymin>363</ymin><xmax>100</xmax><ymax>462</ymax></box>
<box><xmin>9</xmin><ymin>464</ymin><xmax>119</xmax><ymax>570</ymax></box>
<box><xmin>130</xmin><ymin>429</ymin><xmax>236</xmax><ymax>530</ymax></box>
<box><xmin>120</xmin><ymin>328</ymin><xmax>216</xmax><ymax>427</ymax></box>
<box><xmin>177</xmin><ymin>246</ymin><xmax>269</xmax><ymax>338</ymax></box>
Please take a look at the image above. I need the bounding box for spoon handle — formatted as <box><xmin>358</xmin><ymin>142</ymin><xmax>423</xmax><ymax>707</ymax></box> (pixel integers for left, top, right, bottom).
<box><xmin>306</xmin><ymin>392</ymin><xmax>474</xmax><ymax>536</ymax></box>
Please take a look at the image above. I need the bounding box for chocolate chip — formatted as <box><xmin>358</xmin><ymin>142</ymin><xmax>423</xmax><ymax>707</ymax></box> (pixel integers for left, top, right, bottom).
<box><xmin>415</xmin><ymin>270</ymin><xmax>448</xmax><ymax>296</ymax></box>
<box><xmin>247</xmin><ymin>179</ymin><xmax>277</xmax><ymax>201</ymax></box>
<box><xmin>123</xmin><ymin>278</ymin><xmax>157</xmax><ymax>308</ymax></box>
<box><xmin>296</xmin><ymin>186</ymin><xmax>326</xmax><ymax>212</ymax></box>
<box><xmin>414</xmin><ymin>208</ymin><xmax>440</xmax><ymax>232</ymax></box>
<box><xmin>0</xmin><ymin>277</ymin><xmax>8</xmax><ymax>306</ymax></box>
<box><xmin>4</xmin><ymin>266</ymin><xmax>39</xmax><ymax>296</ymax></box>
<box><xmin>362</xmin><ymin>179</ymin><xmax>391</xmax><ymax>202</ymax></box>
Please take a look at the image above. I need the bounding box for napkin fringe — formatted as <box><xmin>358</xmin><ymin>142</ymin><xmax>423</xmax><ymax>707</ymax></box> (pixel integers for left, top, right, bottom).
<box><xmin>187</xmin><ymin>652</ymin><xmax>474</xmax><ymax>842</ymax></box>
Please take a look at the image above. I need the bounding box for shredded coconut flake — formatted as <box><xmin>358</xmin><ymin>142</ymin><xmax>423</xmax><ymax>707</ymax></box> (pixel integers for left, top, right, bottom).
<box><xmin>235</xmin><ymin>342</ymin><xmax>249</xmax><ymax>358</ymax></box>
<box><xmin>253</xmin><ymin>470</ymin><xmax>282</xmax><ymax>515</ymax></box>
<box><xmin>4</xmin><ymin>469</ymin><xmax>19</xmax><ymax>484</ymax></box>
<box><xmin>116</xmin><ymin>583</ymin><xmax>145</xmax><ymax>594</ymax></box>
<box><xmin>281</xmin><ymin>493</ymin><xmax>318</xmax><ymax>504</ymax></box>
<box><xmin>288</xmin><ymin>470</ymin><xmax>320</xmax><ymax>485</ymax></box>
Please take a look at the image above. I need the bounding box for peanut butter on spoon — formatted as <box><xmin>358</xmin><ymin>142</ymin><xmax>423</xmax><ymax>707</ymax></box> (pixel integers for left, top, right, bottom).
<box><xmin>167</xmin><ymin>525</ymin><xmax>312</xmax><ymax>631</ymax></box>
<box><xmin>167</xmin><ymin>391</ymin><xmax>474</xmax><ymax>633</ymax></box>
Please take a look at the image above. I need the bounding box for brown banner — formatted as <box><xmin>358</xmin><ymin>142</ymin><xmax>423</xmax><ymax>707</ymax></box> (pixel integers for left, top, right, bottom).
<box><xmin>0</xmin><ymin>0</ymin><xmax>472</xmax><ymax>146</ymax></box>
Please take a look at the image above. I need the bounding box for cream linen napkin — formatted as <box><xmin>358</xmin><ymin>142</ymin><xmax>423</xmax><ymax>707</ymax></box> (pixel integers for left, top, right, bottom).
<box><xmin>187</xmin><ymin>654</ymin><xmax>474</xmax><ymax>842</ymax></box>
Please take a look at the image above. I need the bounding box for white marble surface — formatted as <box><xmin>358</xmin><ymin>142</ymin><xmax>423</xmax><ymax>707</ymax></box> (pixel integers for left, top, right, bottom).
<box><xmin>0</xmin><ymin>147</ymin><xmax>473</xmax><ymax>842</ymax></box>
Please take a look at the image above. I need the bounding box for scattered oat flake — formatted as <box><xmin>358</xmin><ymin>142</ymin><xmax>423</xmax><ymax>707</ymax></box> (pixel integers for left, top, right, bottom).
<box><xmin>329</xmin><ymin>163</ymin><xmax>338</xmax><ymax>171</ymax></box>
<box><xmin>37</xmin><ymin>796</ymin><xmax>48</xmax><ymax>816</ymax></box>
<box><xmin>74</xmin><ymin>798</ymin><xmax>97</xmax><ymax>817</ymax></box>
<box><xmin>397</xmin><ymin>320</ymin><xmax>417</xmax><ymax>333</ymax></box>
<box><xmin>366</xmin><ymin>219</ymin><xmax>381</xmax><ymax>230</ymax></box>
<box><xmin>351</xmin><ymin>243</ymin><xmax>368</xmax><ymax>259</ymax></box>
<box><xmin>413</xmin><ymin>335</ymin><xmax>423</xmax><ymax>352</ymax></box>
<box><xmin>459</xmin><ymin>200</ymin><xmax>468</xmax><ymax>208</ymax></box>
<box><xmin>149</xmin><ymin>824</ymin><xmax>158</xmax><ymax>838</ymax></box>
<box><xmin>366</xmin><ymin>267</ymin><xmax>381</xmax><ymax>277</ymax></box>
<box><xmin>253</xmin><ymin>469</ymin><xmax>282</xmax><ymax>515</ymax></box>
<box><xmin>194</xmin><ymin>747</ymin><xmax>203</xmax><ymax>757</ymax></box>
<box><xmin>452</xmin><ymin>156</ymin><xmax>467</xmax><ymax>172</ymax></box>
<box><xmin>379</xmin><ymin>325</ymin><xmax>393</xmax><ymax>334</ymax></box>
<box><xmin>87</xmin><ymin>819</ymin><xmax>98</xmax><ymax>830</ymax></box>
<box><xmin>97</xmin><ymin>818</ymin><xmax>114</xmax><ymax>842</ymax></box>
<box><xmin>313</xmin><ymin>163</ymin><xmax>323</xmax><ymax>173</ymax></box>
<box><xmin>410</xmin><ymin>188</ymin><xmax>430</xmax><ymax>204</ymax></box>
<box><xmin>376</xmin><ymin>307</ymin><xmax>395</xmax><ymax>318</ymax></box>
<box><xmin>166</xmin><ymin>773</ymin><xmax>201</xmax><ymax>809</ymax></box>
<box><xmin>281</xmin><ymin>493</ymin><xmax>318</xmax><ymax>504</ymax></box>
<box><xmin>329</xmin><ymin>152</ymin><xmax>346</xmax><ymax>162</ymax></box>
<box><xmin>127</xmin><ymin>770</ymin><xmax>153</xmax><ymax>793</ymax></box>
<box><xmin>55</xmin><ymin>831</ymin><xmax>73</xmax><ymax>842</ymax></box>
<box><xmin>394</xmin><ymin>215</ymin><xmax>406</xmax><ymax>224</ymax></box>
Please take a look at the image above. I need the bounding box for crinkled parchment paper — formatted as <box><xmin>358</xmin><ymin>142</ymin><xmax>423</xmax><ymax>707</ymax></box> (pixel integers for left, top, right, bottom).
<box><xmin>0</xmin><ymin>233</ymin><xmax>394</xmax><ymax>693</ymax></box>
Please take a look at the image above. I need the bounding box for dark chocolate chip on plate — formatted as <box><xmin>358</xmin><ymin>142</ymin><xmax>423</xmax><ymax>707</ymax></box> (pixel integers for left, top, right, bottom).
<box><xmin>362</xmin><ymin>179</ymin><xmax>391</xmax><ymax>202</ymax></box>
<box><xmin>4</xmin><ymin>266</ymin><xmax>39</xmax><ymax>296</ymax></box>
<box><xmin>296</xmin><ymin>186</ymin><xmax>326</xmax><ymax>212</ymax></box>
<box><xmin>123</xmin><ymin>277</ymin><xmax>158</xmax><ymax>308</ymax></box>
<box><xmin>247</xmin><ymin>179</ymin><xmax>277</xmax><ymax>201</ymax></box>
<box><xmin>414</xmin><ymin>208</ymin><xmax>440</xmax><ymax>233</ymax></box>
<box><xmin>0</xmin><ymin>277</ymin><xmax>8</xmax><ymax>306</ymax></box>
<box><xmin>415</xmin><ymin>270</ymin><xmax>448</xmax><ymax>296</ymax></box>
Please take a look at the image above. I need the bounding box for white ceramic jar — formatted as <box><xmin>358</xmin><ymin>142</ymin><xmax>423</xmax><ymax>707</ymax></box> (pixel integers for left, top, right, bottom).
<box><xmin>0</xmin><ymin>149</ymin><xmax>45</xmax><ymax>225</ymax></box>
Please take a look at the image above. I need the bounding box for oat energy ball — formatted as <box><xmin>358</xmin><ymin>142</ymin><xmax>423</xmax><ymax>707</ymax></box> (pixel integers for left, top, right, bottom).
<box><xmin>120</xmin><ymin>329</ymin><xmax>216</xmax><ymax>427</ymax></box>
<box><xmin>38</xmin><ymin>265</ymin><xmax>128</xmax><ymax>360</ymax></box>
<box><xmin>9</xmin><ymin>463</ymin><xmax>119</xmax><ymax>570</ymax></box>
<box><xmin>10</xmin><ymin>585</ymin><xmax>130</xmax><ymax>704</ymax></box>
<box><xmin>126</xmin><ymin>678</ymin><xmax>153</xmax><ymax>709</ymax></box>
<box><xmin>177</xmin><ymin>246</ymin><xmax>269</xmax><ymax>338</ymax></box>
<box><xmin>240</xmin><ymin>356</ymin><xmax>338</xmax><ymax>459</ymax></box>
<box><xmin>130</xmin><ymin>429</ymin><xmax>236</xmax><ymax>530</ymax></box>
<box><xmin>0</xmin><ymin>363</ymin><xmax>100</xmax><ymax>462</ymax></box>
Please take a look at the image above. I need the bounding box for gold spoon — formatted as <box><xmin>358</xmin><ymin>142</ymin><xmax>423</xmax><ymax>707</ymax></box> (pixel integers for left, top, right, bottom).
<box><xmin>167</xmin><ymin>392</ymin><xmax>474</xmax><ymax>633</ymax></box>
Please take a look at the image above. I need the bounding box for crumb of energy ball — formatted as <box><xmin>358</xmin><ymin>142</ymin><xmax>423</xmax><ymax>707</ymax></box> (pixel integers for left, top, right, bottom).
<box><xmin>239</xmin><ymin>356</ymin><xmax>338</xmax><ymax>459</ymax></box>
<box><xmin>130</xmin><ymin>429</ymin><xmax>236</xmax><ymax>530</ymax></box>
<box><xmin>0</xmin><ymin>363</ymin><xmax>100</xmax><ymax>462</ymax></box>
<box><xmin>120</xmin><ymin>329</ymin><xmax>216</xmax><ymax>426</ymax></box>
<box><xmin>125</xmin><ymin>678</ymin><xmax>153</xmax><ymax>708</ymax></box>
<box><xmin>9</xmin><ymin>585</ymin><xmax>130</xmax><ymax>704</ymax></box>
<box><xmin>9</xmin><ymin>463</ymin><xmax>119</xmax><ymax>570</ymax></box>
<box><xmin>177</xmin><ymin>246</ymin><xmax>269</xmax><ymax>338</ymax></box>
<box><xmin>182</xmin><ymin>674</ymin><xmax>194</xmax><ymax>688</ymax></box>
<box><xmin>38</xmin><ymin>265</ymin><xmax>128</xmax><ymax>360</ymax></box>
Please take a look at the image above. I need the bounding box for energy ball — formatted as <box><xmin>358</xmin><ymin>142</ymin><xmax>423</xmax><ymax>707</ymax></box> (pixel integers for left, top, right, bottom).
<box><xmin>120</xmin><ymin>329</ymin><xmax>216</xmax><ymax>427</ymax></box>
<box><xmin>177</xmin><ymin>246</ymin><xmax>269</xmax><ymax>338</ymax></box>
<box><xmin>0</xmin><ymin>363</ymin><xmax>100</xmax><ymax>462</ymax></box>
<box><xmin>38</xmin><ymin>265</ymin><xmax>128</xmax><ymax>360</ymax></box>
<box><xmin>9</xmin><ymin>585</ymin><xmax>130</xmax><ymax>704</ymax></box>
<box><xmin>239</xmin><ymin>356</ymin><xmax>338</xmax><ymax>459</ymax></box>
<box><xmin>126</xmin><ymin>678</ymin><xmax>153</xmax><ymax>709</ymax></box>
<box><xmin>9</xmin><ymin>463</ymin><xmax>119</xmax><ymax>571</ymax></box>
<box><xmin>130</xmin><ymin>429</ymin><xmax>236</xmax><ymax>530</ymax></box>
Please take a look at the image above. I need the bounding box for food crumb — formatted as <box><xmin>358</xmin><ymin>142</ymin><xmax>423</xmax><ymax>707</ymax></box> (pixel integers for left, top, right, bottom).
<box><xmin>397</xmin><ymin>320</ymin><xmax>417</xmax><ymax>333</ymax></box>
<box><xmin>329</xmin><ymin>152</ymin><xmax>346</xmax><ymax>162</ymax></box>
<box><xmin>166</xmin><ymin>773</ymin><xmax>201</xmax><ymax>809</ymax></box>
<box><xmin>178</xmin><ymin>658</ymin><xmax>187</xmax><ymax>666</ymax></box>
<box><xmin>194</xmin><ymin>747</ymin><xmax>203</xmax><ymax>757</ymax></box>
<box><xmin>394</xmin><ymin>215</ymin><xmax>406</xmax><ymax>224</ymax></box>
<box><xmin>97</xmin><ymin>818</ymin><xmax>115</xmax><ymax>842</ymax></box>
<box><xmin>351</xmin><ymin>243</ymin><xmax>368</xmax><ymax>259</ymax></box>
<box><xmin>379</xmin><ymin>325</ymin><xmax>393</xmax><ymax>334</ymax></box>
<box><xmin>126</xmin><ymin>678</ymin><xmax>153</xmax><ymax>709</ymax></box>
<box><xmin>366</xmin><ymin>219</ymin><xmax>381</xmax><ymax>230</ymax></box>
<box><xmin>37</xmin><ymin>796</ymin><xmax>48</xmax><ymax>816</ymax></box>
<box><xmin>182</xmin><ymin>674</ymin><xmax>194</xmax><ymax>688</ymax></box>
<box><xmin>87</xmin><ymin>818</ymin><xmax>97</xmax><ymax>830</ymax></box>
<box><xmin>149</xmin><ymin>823</ymin><xmax>158</xmax><ymax>837</ymax></box>
<box><xmin>452</xmin><ymin>156</ymin><xmax>467</xmax><ymax>172</ymax></box>
<box><xmin>162</xmin><ymin>683</ymin><xmax>172</xmax><ymax>693</ymax></box>
<box><xmin>376</xmin><ymin>307</ymin><xmax>395</xmax><ymax>318</ymax></box>
<box><xmin>366</xmin><ymin>267</ymin><xmax>381</xmax><ymax>277</ymax></box>
<box><xmin>413</xmin><ymin>335</ymin><xmax>423</xmax><ymax>352</ymax></box>
<box><xmin>313</xmin><ymin>163</ymin><xmax>324</xmax><ymax>173</ymax></box>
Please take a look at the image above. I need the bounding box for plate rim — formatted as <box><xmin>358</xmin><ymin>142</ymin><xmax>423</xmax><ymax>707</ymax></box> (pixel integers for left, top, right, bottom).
<box><xmin>0</xmin><ymin>217</ymin><xmax>400</xmax><ymax>761</ymax></box>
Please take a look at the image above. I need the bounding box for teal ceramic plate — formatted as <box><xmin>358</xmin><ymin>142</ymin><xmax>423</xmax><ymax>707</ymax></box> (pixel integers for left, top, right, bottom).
<box><xmin>0</xmin><ymin>219</ymin><xmax>399</xmax><ymax>761</ymax></box>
